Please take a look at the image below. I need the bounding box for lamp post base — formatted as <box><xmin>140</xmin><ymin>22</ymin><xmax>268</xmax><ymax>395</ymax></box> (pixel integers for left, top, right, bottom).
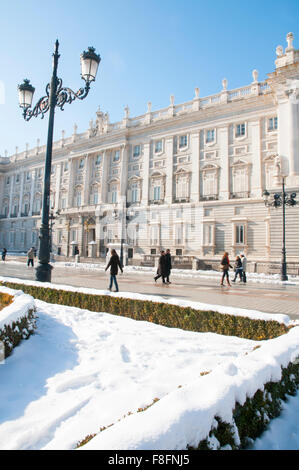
<box><xmin>35</xmin><ymin>263</ymin><xmax>53</xmax><ymax>283</ymax></box>
<box><xmin>281</xmin><ymin>262</ymin><xmax>288</xmax><ymax>282</ymax></box>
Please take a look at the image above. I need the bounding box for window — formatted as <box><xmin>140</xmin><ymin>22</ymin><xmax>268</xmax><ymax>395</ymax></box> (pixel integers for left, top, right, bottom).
<box><xmin>37</xmin><ymin>168</ymin><xmax>42</xmax><ymax>178</ymax></box>
<box><xmin>111</xmin><ymin>186</ymin><xmax>117</xmax><ymax>203</ymax></box>
<box><xmin>50</xmin><ymin>166</ymin><xmax>55</xmax><ymax>175</ymax></box>
<box><xmin>176</xmin><ymin>175</ymin><xmax>189</xmax><ymax>199</ymax></box>
<box><xmin>23</xmin><ymin>203</ymin><xmax>29</xmax><ymax>215</ymax></box>
<box><xmin>131</xmin><ymin>183</ymin><xmax>139</xmax><ymax>203</ymax></box>
<box><xmin>203</xmin><ymin>172</ymin><xmax>217</xmax><ymax>196</ymax></box>
<box><xmin>79</xmin><ymin>158</ymin><xmax>85</xmax><ymax>169</ymax></box>
<box><xmin>58</xmin><ymin>230</ymin><xmax>62</xmax><ymax>244</ymax></box>
<box><xmin>150</xmin><ymin>225</ymin><xmax>159</xmax><ymax>245</ymax></box>
<box><xmin>179</xmin><ymin>135</ymin><xmax>187</xmax><ymax>148</ymax></box>
<box><xmin>206</xmin><ymin>129</ymin><xmax>215</xmax><ymax>144</ymax></box>
<box><xmin>153</xmin><ymin>185</ymin><xmax>161</xmax><ymax>200</ymax></box>
<box><xmin>204</xmin><ymin>225</ymin><xmax>213</xmax><ymax>245</ymax></box>
<box><xmin>154</xmin><ymin>140</ymin><xmax>163</xmax><ymax>154</ymax></box>
<box><xmin>93</xmin><ymin>192</ymin><xmax>99</xmax><ymax>204</ymax></box>
<box><xmin>71</xmin><ymin>229</ymin><xmax>77</xmax><ymax>242</ymax></box>
<box><xmin>133</xmin><ymin>145</ymin><xmax>141</xmax><ymax>158</ymax></box>
<box><xmin>236</xmin><ymin>224</ymin><xmax>245</xmax><ymax>244</ymax></box>
<box><xmin>268</xmin><ymin>117</ymin><xmax>278</xmax><ymax>132</ymax></box>
<box><xmin>16</xmin><ymin>174</ymin><xmax>20</xmax><ymax>183</ymax></box>
<box><xmin>33</xmin><ymin>197</ymin><xmax>41</xmax><ymax>213</ymax></box>
<box><xmin>113</xmin><ymin>150</ymin><xmax>120</xmax><ymax>162</ymax></box>
<box><xmin>175</xmin><ymin>224</ymin><xmax>183</xmax><ymax>245</ymax></box>
<box><xmin>233</xmin><ymin>167</ymin><xmax>248</xmax><ymax>194</ymax></box>
<box><xmin>64</xmin><ymin>162</ymin><xmax>69</xmax><ymax>172</ymax></box>
<box><xmin>95</xmin><ymin>155</ymin><xmax>102</xmax><ymax>166</ymax></box>
<box><xmin>6</xmin><ymin>176</ymin><xmax>10</xmax><ymax>185</ymax></box>
<box><xmin>76</xmin><ymin>191</ymin><xmax>81</xmax><ymax>207</ymax></box>
<box><xmin>235</xmin><ymin>123</ymin><xmax>246</xmax><ymax>138</ymax></box>
<box><xmin>61</xmin><ymin>198</ymin><xmax>66</xmax><ymax>209</ymax></box>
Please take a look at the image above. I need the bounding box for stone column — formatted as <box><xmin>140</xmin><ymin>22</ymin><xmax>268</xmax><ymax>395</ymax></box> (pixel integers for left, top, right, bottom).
<box><xmin>165</xmin><ymin>137</ymin><xmax>174</xmax><ymax>204</ymax></box>
<box><xmin>8</xmin><ymin>175</ymin><xmax>14</xmax><ymax>217</ymax></box>
<box><xmin>100</xmin><ymin>150</ymin><xmax>109</xmax><ymax>203</ymax></box>
<box><xmin>120</xmin><ymin>144</ymin><xmax>129</xmax><ymax>197</ymax></box>
<box><xmin>29</xmin><ymin>170</ymin><xmax>36</xmax><ymax>216</ymax></box>
<box><xmin>141</xmin><ymin>142</ymin><xmax>150</xmax><ymax>206</ymax></box>
<box><xmin>250</xmin><ymin>120</ymin><xmax>262</xmax><ymax>198</ymax></box>
<box><xmin>67</xmin><ymin>159</ymin><xmax>75</xmax><ymax>208</ymax></box>
<box><xmin>190</xmin><ymin>132</ymin><xmax>200</xmax><ymax>202</ymax></box>
<box><xmin>18</xmin><ymin>171</ymin><xmax>25</xmax><ymax>217</ymax></box>
<box><xmin>55</xmin><ymin>163</ymin><xmax>62</xmax><ymax>210</ymax></box>
<box><xmin>218</xmin><ymin>125</ymin><xmax>230</xmax><ymax>200</ymax></box>
<box><xmin>83</xmin><ymin>155</ymin><xmax>92</xmax><ymax>206</ymax></box>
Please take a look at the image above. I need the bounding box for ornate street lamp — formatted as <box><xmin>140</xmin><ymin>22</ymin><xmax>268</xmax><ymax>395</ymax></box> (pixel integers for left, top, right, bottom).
<box><xmin>18</xmin><ymin>40</ymin><xmax>101</xmax><ymax>282</ymax></box>
<box><xmin>263</xmin><ymin>176</ymin><xmax>297</xmax><ymax>281</ymax></box>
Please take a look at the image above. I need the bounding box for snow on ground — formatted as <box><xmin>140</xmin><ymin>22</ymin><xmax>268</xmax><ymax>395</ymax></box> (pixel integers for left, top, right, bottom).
<box><xmin>53</xmin><ymin>262</ymin><xmax>299</xmax><ymax>286</ymax></box>
<box><xmin>0</xmin><ymin>298</ymin><xmax>262</xmax><ymax>450</ymax></box>
<box><xmin>0</xmin><ymin>278</ymin><xmax>299</xmax><ymax>450</ymax></box>
<box><xmin>3</xmin><ymin>257</ymin><xmax>299</xmax><ymax>285</ymax></box>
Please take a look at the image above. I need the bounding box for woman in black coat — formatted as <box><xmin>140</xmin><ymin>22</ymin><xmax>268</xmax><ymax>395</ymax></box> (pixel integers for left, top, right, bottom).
<box><xmin>154</xmin><ymin>251</ymin><xmax>167</xmax><ymax>284</ymax></box>
<box><xmin>165</xmin><ymin>249</ymin><xmax>172</xmax><ymax>284</ymax></box>
<box><xmin>105</xmin><ymin>249</ymin><xmax>123</xmax><ymax>292</ymax></box>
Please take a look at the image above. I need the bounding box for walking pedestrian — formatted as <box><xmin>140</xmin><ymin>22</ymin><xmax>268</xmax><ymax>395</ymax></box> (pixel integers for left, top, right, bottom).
<box><xmin>165</xmin><ymin>249</ymin><xmax>172</xmax><ymax>284</ymax></box>
<box><xmin>220</xmin><ymin>252</ymin><xmax>232</xmax><ymax>286</ymax></box>
<box><xmin>232</xmin><ymin>255</ymin><xmax>243</xmax><ymax>282</ymax></box>
<box><xmin>241</xmin><ymin>254</ymin><xmax>247</xmax><ymax>283</ymax></box>
<box><xmin>154</xmin><ymin>251</ymin><xmax>167</xmax><ymax>284</ymax></box>
<box><xmin>1</xmin><ymin>248</ymin><xmax>7</xmax><ymax>261</ymax></box>
<box><xmin>27</xmin><ymin>247</ymin><xmax>35</xmax><ymax>267</ymax></box>
<box><xmin>105</xmin><ymin>249</ymin><xmax>123</xmax><ymax>292</ymax></box>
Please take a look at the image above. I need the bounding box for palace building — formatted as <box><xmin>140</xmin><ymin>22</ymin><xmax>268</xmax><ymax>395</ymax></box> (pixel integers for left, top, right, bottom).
<box><xmin>1</xmin><ymin>33</ymin><xmax>299</xmax><ymax>273</ymax></box>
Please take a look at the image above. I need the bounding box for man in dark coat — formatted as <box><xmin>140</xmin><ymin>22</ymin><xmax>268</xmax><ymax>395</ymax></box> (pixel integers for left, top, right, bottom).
<box><xmin>165</xmin><ymin>249</ymin><xmax>172</xmax><ymax>284</ymax></box>
<box><xmin>154</xmin><ymin>251</ymin><xmax>167</xmax><ymax>284</ymax></box>
<box><xmin>105</xmin><ymin>249</ymin><xmax>123</xmax><ymax>292</ymax></box>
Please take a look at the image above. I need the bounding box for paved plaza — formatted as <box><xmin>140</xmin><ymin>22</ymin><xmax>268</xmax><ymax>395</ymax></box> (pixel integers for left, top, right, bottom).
<box><xmin>1</xmin><ymin>259</ymin><xmax>299</xmax><ymax>322</ymax></box>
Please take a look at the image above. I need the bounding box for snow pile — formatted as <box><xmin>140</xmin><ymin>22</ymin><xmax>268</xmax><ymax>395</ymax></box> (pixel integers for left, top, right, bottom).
<box><xmin>81</xmin><ymin>326</ymin><xmax>299</xmax><ymax>450</ymax></box>
<box><xmin>0</xmin><ymin>275</ymin><xmax>294</xmax><ymax>326</ymax></box>
<box><xmin>0</xmin><ymin>286</ymin><xmax>35</xmax><ymax>330</ymax></box>
<box><xmin>0</xmin><ymin>299</ymin><xmax>262</xmax><ymax>450</ymax></box>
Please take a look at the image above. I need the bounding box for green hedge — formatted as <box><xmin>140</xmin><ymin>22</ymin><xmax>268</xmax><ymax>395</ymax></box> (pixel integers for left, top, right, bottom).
<box><xmin>0</xmin><ymin>309</ymin><xmax>37</xmax><ymax>358</ymax></box>
<box><xmin>192</xmin><ymin>360</ymin><xmax>299</xmax><ymax>450</ymax></box>
<box><xmin>0</xmin><ymin>281</ymin><xmax>289</xmax><ymax>341</ymax></box>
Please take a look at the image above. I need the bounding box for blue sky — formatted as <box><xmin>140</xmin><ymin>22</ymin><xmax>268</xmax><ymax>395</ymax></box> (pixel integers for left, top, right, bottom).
<box><xmin>0</xmin><ymin>0</ymin><xmax>298</xmax><ymax>157</ymax></box>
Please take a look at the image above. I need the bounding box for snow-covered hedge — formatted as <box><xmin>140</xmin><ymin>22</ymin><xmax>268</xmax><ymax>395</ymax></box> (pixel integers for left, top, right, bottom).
<box><xmin>78</xmin><ymin>326</ymin><xmax>299</xmax><ymax>450</ymax></box>
<box><xmin>0</xmin><ymin>286</ymin><xmax>36</xmax><ymax>358</ymax></box>
<box><xmin>0</xmin><ymin>278</ymin><xmax>290</xmax><ymax>341</ymax></box>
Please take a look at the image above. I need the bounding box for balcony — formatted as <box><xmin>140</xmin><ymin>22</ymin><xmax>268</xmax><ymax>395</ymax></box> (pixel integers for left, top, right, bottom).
<box><xmin>200</xmin><ymin>194</ymin><xmax>218</xmax><ymax>201</ymax></box>
<box><xmin>174</xmin><ymin>197</ymin><xmax>190</xmax><ymax>203</ymax></box>
<box><xmin>149</xmin><ymin>199</ymin><xmax>164</xmax><ymax>205</ymax></box>
<box><xmin>230</xmin><ymin>191</ymin><xmax>250</xmax><ymax>199</ymax></box>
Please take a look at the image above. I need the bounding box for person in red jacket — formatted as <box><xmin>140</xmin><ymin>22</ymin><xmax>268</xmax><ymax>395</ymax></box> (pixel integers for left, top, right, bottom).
<box><xmin>220</xmin><ymin>252</ymin><xmax>232</xmax><ymax>286</ymax></box>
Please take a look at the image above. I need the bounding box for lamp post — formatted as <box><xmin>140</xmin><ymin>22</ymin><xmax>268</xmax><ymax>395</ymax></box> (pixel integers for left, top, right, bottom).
<box><xmin>263</xmin><ymin>177</ymin><xmax>297</xmax><ymax>281</ymax></box>
<box><xmin>49</xmin><ymin>209</ymin><xmax>60</xmax><ymax>253</ymax></box>
<box><xmin>18</xmin><ymin>40</ymin><xmax>101</xmax><ymax>282</ymax></box>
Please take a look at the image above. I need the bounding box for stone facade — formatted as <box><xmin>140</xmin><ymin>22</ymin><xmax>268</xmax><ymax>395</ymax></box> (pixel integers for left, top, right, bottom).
<box><xmin>1</xmin><ymin>33</ymin><xmax>299</xmax><ymax>271</ymax></box>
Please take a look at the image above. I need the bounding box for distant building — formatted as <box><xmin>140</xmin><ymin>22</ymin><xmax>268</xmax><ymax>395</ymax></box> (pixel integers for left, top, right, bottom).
<box><xmin>1</xmin><ymin>33</ymin><xmax>299</xmax><ymax>272</ymax></box>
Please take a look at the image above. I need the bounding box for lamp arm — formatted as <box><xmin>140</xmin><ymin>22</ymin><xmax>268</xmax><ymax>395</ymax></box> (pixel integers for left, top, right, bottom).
<box><xmin>22</xmin><ymin>83</ymin><xmax>50</xmax><ymax>121</ymax></box>
<box><xmin>56</xmin><ymin>78</ymin><xmax>91</xmax><ymax>111</ymax></box>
